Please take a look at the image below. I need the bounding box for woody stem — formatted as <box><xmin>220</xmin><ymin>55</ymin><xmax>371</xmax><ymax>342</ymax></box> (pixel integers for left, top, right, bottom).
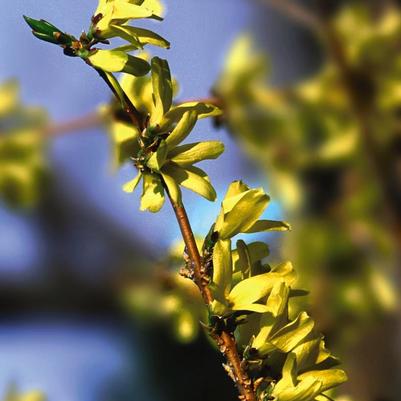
<box><xmin>44</xmin><ymin>111</ymin><xmax>102</xmax><ymax>137</ymax></box>
<box><xmin>167</xmin><ymin>193</ymin><xmax>257</xmax><ymax>401</ymax></box>
<box><xmin>99</xmin><ymin>68</ymin><xmax>257</xmax><ymax>401</ymax></box>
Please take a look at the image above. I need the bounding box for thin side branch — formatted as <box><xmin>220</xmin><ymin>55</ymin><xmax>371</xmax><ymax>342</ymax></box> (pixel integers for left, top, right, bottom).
<box><xmin>44</xmin><ymin>111</ymin><xmax>102</xmax><ymax>137</ymax></box>
<box><xmin>256</xmin><ymin>0</ymin><xmax>323</xmax><ymax>32</ymax></box>
<box><xmin>171</xmin><ymin>202</ymin><xmax>213</xmax><ymax>304</ymax></box>
<box><xmin>178</xmin><ymin>96</ymin><xmax>223</xmax><ymax>109</ymax></box>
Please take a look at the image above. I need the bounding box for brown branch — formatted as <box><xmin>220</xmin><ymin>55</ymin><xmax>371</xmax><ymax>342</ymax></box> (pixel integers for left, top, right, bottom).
<box><xmin>256</xmin><ymin>0</ymin><xmax>323</xmax><ymax>32</ymax></box>
<box><xmin>167</xmin><ymin>193</ymin><xmax>256</xmax><ymax>401</ymax></box>
<box><xmin>96</xmin><ymin>65</ymin><xmax>256</xmax><ymax>400</ymax></box>
<box><xmin>44</xmin><ymin>111</ymin><xmax>103</xmax><ymax>137</ymax></box>
<box><xmin>177</xmin><ymin>96</ymin><xmax>223</xmax><ymax>109</ymax></box>
<box><xmin>170</xmin><ymin>201</ymin><xmax>213</xmax><ymax>304</ymax></box>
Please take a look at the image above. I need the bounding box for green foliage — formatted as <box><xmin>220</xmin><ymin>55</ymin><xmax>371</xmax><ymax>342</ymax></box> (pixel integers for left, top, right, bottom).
<box><xmin>0</xmin><ymin>80</ymin><xmax>48</xmax><ymax>208</ymax></box>
<box><xmin>126</xmin><ymin>273</ymin><xmax>207</xmax><ymax>343</ymax></box>
<box><xmin>213</xmin><ymin>5</ymin><xmax>400</xmax><ymax>345</ymax></box>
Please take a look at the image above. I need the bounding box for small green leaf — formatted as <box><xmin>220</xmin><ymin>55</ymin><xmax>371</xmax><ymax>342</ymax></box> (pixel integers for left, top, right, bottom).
<box><xmin>123</xmin><ymin>54</ymin><xmax>151</xmax><ymax>76</ymax></box>
<box><xmin>123</xmin><ymin>172</ymin><xmax>142</xmax><ymax>193</ymax></box>
<box><xmin>162</xmin><ymin>163</ymin><xmax>217</xmax><ymax>201</ymax></box>
<box><xmin>151</xmin><ymin>57</ymin><xmax>173</xmax><ymax>124</ymax></box>
<box><xmin>168</xmin><ymin>141</ymin><xmax>225</xmax><ymax>166</ymax></box>
<box><xmin>140</xmin><ymin>173</ymin><xmax>165</xmax><ymax>213</ymax></box>
<box><xmin>165</xmin><ymin>111</ymin><xmax>198</xmax><ymax>149</ymax></box>
<box><xmin>159</xmin><ymin>102</ymin><xmax>222</xmax><ymax>132</ymax></box>
<box><xmin>147</xmin><ymin>140</ymin><xmax>168</xmax><ymax>171</ymax></box>
<box><xmin>212</xmin><ymin>239</ymin><xmax>233</xmax><ymax>300</ymax></box>
<box><xmin>244</xmin><ymin>219</ymin><xmax>291</xmax><ymax>233</ymax></box>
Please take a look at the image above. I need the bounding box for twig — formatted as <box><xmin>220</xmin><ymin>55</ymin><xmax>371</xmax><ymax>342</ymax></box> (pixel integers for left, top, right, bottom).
<box><xmin>167</xmin><ymin>192</ymin><xmax>256</xmax><ymax>401</ymax></box>
<box><xmin>96</xmin><ymin>65</ymin><xmax>257</xmax><ymax>400</ymax></box>
<box><xmin>256</xmin><ymin>0</ymin><xmax>323</xmax><ymax>32</ymax></box>
<box><xmin>170</xmin><ymin>202</ymin><xmax>213</xmax><ymax>304</ymax></box>
<box><xmin>177</xmin><ymin>96</ymin><xmax>223</xmax><ymax>109</ymax></box>
<box><xmin>44</xmin><ymin>111</ymin><xmax>102</xmax><ymax>137</ymax></box>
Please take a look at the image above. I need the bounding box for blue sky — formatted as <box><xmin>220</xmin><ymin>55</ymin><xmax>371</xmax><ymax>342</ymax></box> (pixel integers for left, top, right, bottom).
<box><xmin>0</xmin><ymin>0</ymin><xmax>284</xmax><ymax>263</ymax></box>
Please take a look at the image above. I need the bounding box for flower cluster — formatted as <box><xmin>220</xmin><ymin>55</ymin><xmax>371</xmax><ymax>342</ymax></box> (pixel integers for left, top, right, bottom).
<box><xmin>116</xmin><ymin>57</ymin><xmax>223</xmax><ymax>212</ymax></box>
<box><xmin>212</xmin><ymin>5</ymin><xmax>399</xmax><ymax>344</ymax></box>
<box><xmin>202</xmin><ymin>182</ymin><xmax>347</xmax><ymax>401</ymax></box>
<box><xmin>24</xmin><ymin>0</ymin><xmax>169</xmax><ymax>78</ymax></box>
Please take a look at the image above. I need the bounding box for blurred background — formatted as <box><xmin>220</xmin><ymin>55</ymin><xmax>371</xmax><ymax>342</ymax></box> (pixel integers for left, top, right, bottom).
<box><xmin>0</xmin><ymin>0</ymin><xmax>400</xmax><ymax>400</ymax></box>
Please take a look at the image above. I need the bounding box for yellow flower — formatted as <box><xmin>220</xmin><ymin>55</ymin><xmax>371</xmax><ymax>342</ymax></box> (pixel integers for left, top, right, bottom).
<box><xmin>119</xmin><ymin>57</ymin><xmax>223</xmax><ymax>213</ymax></box>
<box><xmin>93</xmin><ymin>0</ymin><xmax>165</xmax><ymax>40</ymax></box>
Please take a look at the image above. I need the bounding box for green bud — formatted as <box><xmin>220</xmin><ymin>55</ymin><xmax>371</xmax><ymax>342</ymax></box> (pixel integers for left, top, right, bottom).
<box><xmin>23</xmin><ymin>15</ymin><xmax>74</xmax><ymax>47</ymax></box>
<box><xmin>23</xmin><ymin>16</ymin><xmax>61</xmax><ymax>36</ymax></box>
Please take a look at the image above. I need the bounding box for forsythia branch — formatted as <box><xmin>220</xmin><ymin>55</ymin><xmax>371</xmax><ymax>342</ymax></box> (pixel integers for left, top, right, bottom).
<box><xmin>44</xmin><ymin>111</ymin><xmax>102</xmax><ymax>137</ymax></box>
<box><xmin>166</xmin><ymin>190</ymin><xmax>257</xmax><ymax>401</ymax></box>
